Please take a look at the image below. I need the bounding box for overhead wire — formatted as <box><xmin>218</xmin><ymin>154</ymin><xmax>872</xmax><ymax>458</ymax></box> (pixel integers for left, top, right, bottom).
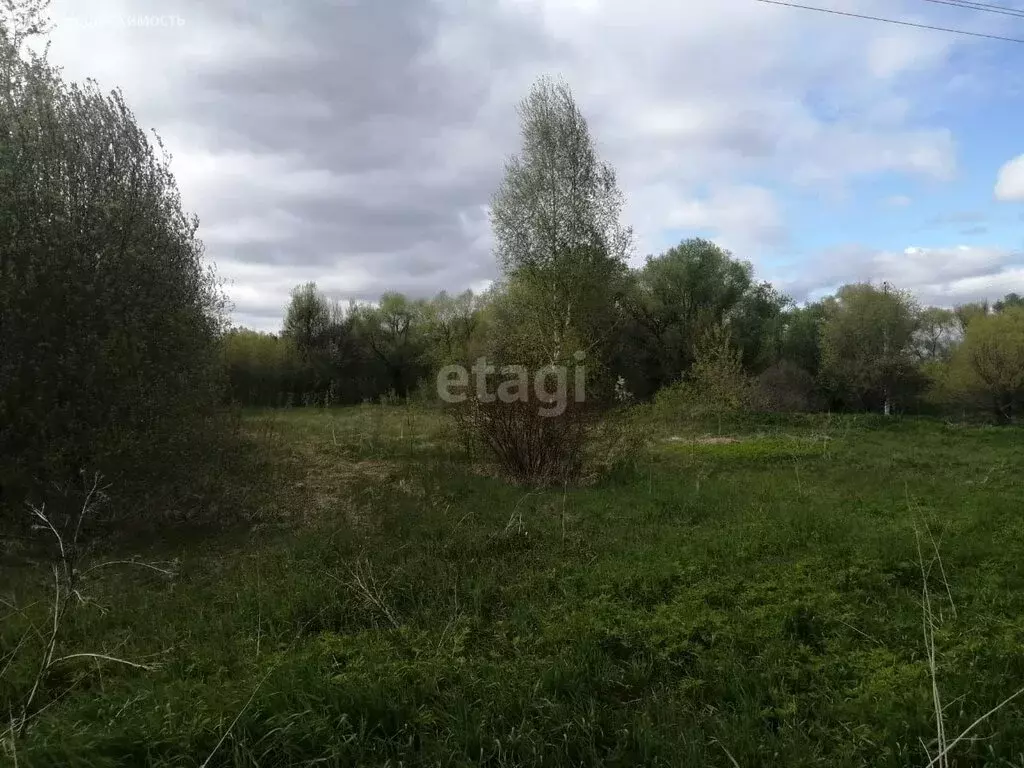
<box><xmin>916</xmin><ymin>0</ymin><xmax>1024</xmax><ymax>20</ymax></box>
<box><xmin>754</xmin><ymin>0</ymin><xmax>1024</xmax><ymax>42</ymax></box>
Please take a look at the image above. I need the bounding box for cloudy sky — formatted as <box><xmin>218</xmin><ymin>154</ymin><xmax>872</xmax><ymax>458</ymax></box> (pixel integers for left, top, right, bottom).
<box><xmin>41</xmin><ymin>0</ymin><xmax>1024</xmax><ymax>330</ymax></box>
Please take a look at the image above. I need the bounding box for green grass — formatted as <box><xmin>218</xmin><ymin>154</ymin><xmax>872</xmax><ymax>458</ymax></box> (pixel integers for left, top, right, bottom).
<box><xmin>4</xmin><ymin>406</ymin><xmax>1024</xmax><ymax>766</ymax></box>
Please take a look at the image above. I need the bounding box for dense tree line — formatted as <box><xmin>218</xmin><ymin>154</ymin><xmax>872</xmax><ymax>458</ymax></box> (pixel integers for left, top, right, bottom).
<box><xmin>225</xmin><ymin>261</ymin><xmax>1024</xmax><ymax>424</ymax></box>
<box><xmin>223</xmin><ymin>286</ymin><xmax>482</xmax><ymax>407</ymax></box>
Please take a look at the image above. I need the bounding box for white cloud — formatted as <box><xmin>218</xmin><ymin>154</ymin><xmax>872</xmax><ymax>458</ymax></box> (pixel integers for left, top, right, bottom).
<box><xmin>779</xmin><ymin>245</ymin><xmax>1024</xmax><ymax>306</ymax></box>
<box><xmin>995</xmin><ymin>155</ymin><xmax>1024</xmax><ymax>202</ymax></box>
<box><xmin>865</xmin><ymin>29</ymin><xmax>950</xmax><ymax>80</ymax></box>
<box><xmin>886</xmin><ymin>195</ymin><xmax>912</xmax><ymax>207</ymax></box>
<box><xmin>879</xmin><ymin>245</ymin><xmax>1013</xmax><ymax>286</ymax></box>
<box><xmin>665</xmin><ymin>185</ymin><xmax>787</xmax><ymax>248</ymax></box>
<box><xmin>426</xmin><ymin>0</ymin><xmax>964</xmax><ymax>267</ymax></box>
<box><xmin>38</xmin><ymin>0</ymin><xmax>1005</xmax><ymax>326</ymax></box>
<box><xmin>171</xmin><ymin>149</ymin><xmax>346</xmax><ymax>203</ymax></box>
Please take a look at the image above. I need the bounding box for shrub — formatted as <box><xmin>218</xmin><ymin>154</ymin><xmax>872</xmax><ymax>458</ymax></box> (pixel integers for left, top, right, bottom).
<box><xmin>943</xmin><ymin>306</ymin><xmax>1024</xmax><ymax>424</ymax></box>
<box><xmin>585</xmin><ymin>404</ymin><xmax>652</xmax><ymax>479</ymax></box>
<box><xmin>452</xmin><ymin>394</ymin><xmax>596</xmax><ymax>486</ymax></box>
<box><xmin>757</xmin><ymin>361</ymin><xmax>821</xmax><ymax>413</ymax></box>
<box><xmin>0</xmin><ymin>18</ymin><xmax>227</xmax><ymax>523</ymax></box>
<box><xmin>653</xmin><ymin>325</ymin><xmax>756</xmax><ymax>425</ymax></box>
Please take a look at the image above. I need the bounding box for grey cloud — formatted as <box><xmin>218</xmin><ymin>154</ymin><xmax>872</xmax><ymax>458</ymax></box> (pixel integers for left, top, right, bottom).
<box><xmin>153</xmin><ymin>0</ymin><xmax>541</xmax><ymax>296</ymax></box>
<box><xmin>44</xmin><ymin>0</ymin><xmax>1016</xmax><ymax>329</ymax></box>
<box><xmin>230</xmin><ymin>303</ymin><xmax>286</xmax><ymax>323</ymax></box>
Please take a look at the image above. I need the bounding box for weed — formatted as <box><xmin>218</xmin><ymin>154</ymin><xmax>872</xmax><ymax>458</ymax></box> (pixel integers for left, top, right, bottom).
<box><xmin>3</xmin><ymin>409</ymin><xmax>1024</xmax><ymax>766</ymax></box>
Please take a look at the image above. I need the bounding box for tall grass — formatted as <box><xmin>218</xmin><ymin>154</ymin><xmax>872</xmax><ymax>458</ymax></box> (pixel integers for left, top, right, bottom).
<box><xmin>2</xmin><ymin>407</ymin><xmax>1024</xmax><ymax>766</ymax></box>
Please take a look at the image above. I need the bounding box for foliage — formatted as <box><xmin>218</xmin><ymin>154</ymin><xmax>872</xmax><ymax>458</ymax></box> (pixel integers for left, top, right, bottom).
<box><xmin>953</xmin><ymin>301</ymin><xmax>989</xmax><ymax>334</ymax></box>
<box><xmin>454</xmin><ymin>76</ymin><xmax>633</xmax><ymax>483</ymax></box>
<box><xmin>729</xmin><ymin>280</ymin><xmax>791</xmax><ymax>372</ymax></box>
<box><xmin>654</xmin><ymin>324</ymin><xmax>756</xmax><ymax>425</ymax></box>
<box><xmin>282</xmin><ymin>282</ymin><xmax>333</xmax><ymax>353</ymax></box>
<box><xmin>914</xmin><ymin>307</ymin><xmax>959</xmax><ymax>362</ymax></box>
<box><xmin>994</xmin><ymin>292</ymin><xmax>1024</xmax><ymax>313</ymax></box>
<box><xmin>226</xmin><ymin>285</ymin><xmax>493</xmax><ymax>409</ymax></box>
<box><xmin>489</xmin><ymin>75</ymin><xmax>631</xmax><ymax>374</ymax></box>
<box><xmin>945</xmin><ymin>306</ymin><xmax>1024</xmax><ymax>424</ymax></box>
<box><xmin>222</xmin><ymin>329</ymin><xmax>307</xmax><ymax>407</ymax></box>
<box><xmin>351</xmin><ymin>293</ymin><xmax>431</xmax><ymax>398</ymax></box>
<box><xmin>819</xmin><ymin>283</ymin><xmax>921</xmax><ymax>413</ymax></box>
<box><xmin>620</xmin><ymin>238</ymin><xmax>782</xmax><ymax>398</ymax></box>
<box><xmin>452</xmin><ymin>394</ymin><xmax>594</xmax><ymax>485</ymax></box>
<box><xmin>5</xmin><ymin>408</ymin><xmax>1024</xmax><ymax>766</ymax></box>
<box><xmin>419</xmin><ymin>289</ymin><xmax>481</xmax><ymax>367</ymax></box>
<box><xmin>757</xmin><ymin>360</ymin><xmax>821</xmax><ymax>413</ymax></box>
<box><xmin>0</xmin><ymin>8</ymin><xmax>227</xmax><ymax>521</ymax></box>
<box><xmin>778</xmin><ymin>300</ymin><xmax>831</xmax><ymax>378</ymax></box>
<box><xmin>687</xmin><ymin>325</ymin><xmax>757</xmax><ymax>417</ymax></box>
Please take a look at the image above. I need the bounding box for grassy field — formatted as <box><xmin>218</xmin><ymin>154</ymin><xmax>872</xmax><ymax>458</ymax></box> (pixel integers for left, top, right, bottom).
<box><xmin>3</xmin><ymin>406</ymin><xmax>1024</xmax><ymax>766</ymax></box>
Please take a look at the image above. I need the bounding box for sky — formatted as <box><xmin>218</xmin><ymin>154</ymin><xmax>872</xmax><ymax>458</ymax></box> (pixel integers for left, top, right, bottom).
<box><xmin>36</xmin><ymin>0</ymin><xmax>1024</xmax><ymax>331</ymax></box>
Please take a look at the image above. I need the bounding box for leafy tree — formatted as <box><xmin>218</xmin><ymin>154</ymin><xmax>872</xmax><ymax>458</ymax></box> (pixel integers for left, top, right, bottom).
<box><xmin>282</xmin><ymin>282</ymin><xmax>332</xmax><ymax>354</ymax></box>
<box><xmin>757</xmin><ymin>361</ymin><xmax>820</xmax><ymax>413</ymax></box>
<box><xmin>994</xmin><ymin>292</ymin><xmax>1024</xmax><ymax>313</ymax></box>
<box><xmin>458</xmin><ymin>76</ymin><xmax>631</xmax><ymax>484</ymax></box>
<box><xmin>654</xmin><ymin>324</ymin><xmax>755</xmax><ymax>431</ymax></box>
<box><xmin>730</xmin><ymin>281</ymin><xmax>791</xmax><ymax>372</ymax></box>
<box><xmin>954</xmin><ymin>301</ymin><xmax>989</xmax><ymax>334</ymax></box>
<box><xmin>755</xmin><ymin>299</ymin><xmax>836</xmax><ymax>411</ymax></box>
<box><xmin>222</xmin><ymin>329</ymin><xmax>303</xmax><ymax>407</ymax></box>
<box><xmin>420</xmin><ymin>289</ymin><xmax>481</xmax><ymax>367</ymax></box>
<box><xmin>914</xmin><ymin>307</ymin><xmax>959</xmax><ymax>362</ymax></box>
<box><xmin>1</xmin><ymin>3</ymin><xmax>227</xmax><ymax>517</ymax></box>
<box><xmin>779</xmin><ymin>300</ymin><xmax>831</xmax><ymax>377</ymax></box>
<box><xmin>947</xmin><ymin>306</ymin><xmax>1024</xmax><ymax>424</ymax></box>
<box><xmin>620</xmin><ymin>238</ymin><xmax>783</xmax><ymax>396</ymax></box>
<box><xmin>819</xmin><ymin>283</ymin><xmax>920</xmax><ymax>415</ymax></box>
<box><xmin>351</xmin><ymin>293</ymin><xmax>428</xmax><ymax>398</ymax></box>
<box><xmin>489</xmin><ymin>75</ymin><xmax>631</xmax><ymax>373</ymax></box>
<box><xmin>688</xmin><ymin>324</ymin><xmax>756</xmax><ymax>419</ymax></box>
<box><xmin>228</xmin><ymin>287</ymin><xmax>487</xmax><ymax>408</ymax></box>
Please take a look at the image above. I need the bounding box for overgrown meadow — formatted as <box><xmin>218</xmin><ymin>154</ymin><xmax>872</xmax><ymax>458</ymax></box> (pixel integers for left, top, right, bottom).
<box><xmin>3</xmin><ymin>406</ymin><xmax>1024</xmax><ymax>767</ymax></box>
<box><xmin>5</xmin><ymin>4</ymin><xmax>1024</xmax><ymax>766</ymax></box>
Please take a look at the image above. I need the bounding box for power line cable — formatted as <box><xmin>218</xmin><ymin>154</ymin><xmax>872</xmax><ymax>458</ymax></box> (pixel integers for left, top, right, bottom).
<box><xmin>754</xmin><ymin>0</ymin><xmax>1024</xmax><ymax>42</ymax></box>
<box><xmin>917</xmin><ymin>0</ymin><xmax>1024</xmax><ymax>19</ymax></box>
<box><xmin>939</xmin><ymin>0</ymin><xmax>1024</xmax><ymax>12</ymax></box>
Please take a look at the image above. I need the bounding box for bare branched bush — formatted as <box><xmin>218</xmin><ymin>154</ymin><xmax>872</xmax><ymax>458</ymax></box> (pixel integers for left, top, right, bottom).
<box><xmin>1</xmin><ymin>472</ymin><xmax>175</xmax><ymax>750</ymax></box>
<box><xmin>452</xmin><ymin>394</ymin><xmax>597</xmax><ymax>486</ymax></box>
